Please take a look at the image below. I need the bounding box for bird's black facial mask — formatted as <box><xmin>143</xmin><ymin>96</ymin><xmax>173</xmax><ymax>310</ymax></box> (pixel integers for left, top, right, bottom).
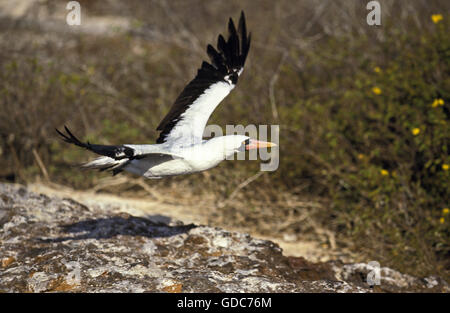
<box><xmin>239</xmin><ymin>139</ymin><xmax>250</xmax><ymax>152</ymax></box>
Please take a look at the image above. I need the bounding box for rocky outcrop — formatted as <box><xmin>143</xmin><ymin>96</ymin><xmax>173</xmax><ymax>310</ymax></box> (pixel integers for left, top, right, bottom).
<box><xmin>0</xmin><ymin>183</ymin><xmax>448</xmax><ymax>292</ymax></box>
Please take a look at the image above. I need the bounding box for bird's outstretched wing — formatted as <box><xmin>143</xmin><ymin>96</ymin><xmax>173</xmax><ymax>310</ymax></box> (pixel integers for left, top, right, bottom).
<box><xmin>156</xmin><ymin>11</ymin><xmax>251</xmax><ymax>144</ymax></box>
<box><xmin>56</xmin><ymin>126</ymin><xmax>183</xmax><ymax>160</ymax></box>
<box><xmin>56</xmin><ymin>126</ymin><xmax>135</xmax><ymax>159</ymax></box>
<box><xmin>56</xmin><ymin>126</ymin><xmax>187</xmax><ymax>175</ymax></box>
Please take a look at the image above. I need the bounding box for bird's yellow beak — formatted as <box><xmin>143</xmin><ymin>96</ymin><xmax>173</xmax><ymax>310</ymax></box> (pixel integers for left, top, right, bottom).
<box><xmin>245</xmin><ymin>139</ymin><xmax>277</xmax><ymax>150</ymax></box>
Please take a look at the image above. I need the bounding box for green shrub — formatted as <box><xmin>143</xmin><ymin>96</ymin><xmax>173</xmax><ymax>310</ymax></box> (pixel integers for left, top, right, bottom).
<box><xmin>277</xmin><ymin>16</ymin><xmax>449</xmax><ymax>276</ymax></box>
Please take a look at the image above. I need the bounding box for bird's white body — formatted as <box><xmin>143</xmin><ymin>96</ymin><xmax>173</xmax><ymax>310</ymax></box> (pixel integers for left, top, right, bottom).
<box><xmin>126</xmin><ymin>157</ymin><xmax>197</xmax><ymax>179</ymax></box>
<box><xmin>92</xmin><ymin>135</ymin><xmax>248</xmax><ymax>178</ymax></box>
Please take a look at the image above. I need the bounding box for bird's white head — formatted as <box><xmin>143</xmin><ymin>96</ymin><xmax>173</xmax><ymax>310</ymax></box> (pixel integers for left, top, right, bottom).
<box><xmin>206</xmin><ymin>135</ymin><xmax>277</xmax><ymax>160</ymax></box>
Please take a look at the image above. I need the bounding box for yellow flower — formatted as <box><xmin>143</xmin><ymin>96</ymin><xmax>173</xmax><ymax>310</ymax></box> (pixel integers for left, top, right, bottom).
<box><xmin>380</xmin><ymin>169</ymin><xmax>389</xmax><ymax>176</ymax></box>
<box><xmin>443</xmin><ymin>208</ymin><xmax>449</xmax><ymax>215</ymax></box>
<box><xmin>431</xmin><ymin>14</ymin><xmax>443</xmax><ymax>24</ymax></box>
<box><xmin>358</xmin><ymin>153</ymin><xmax>365</xmax><ymax>160</ymax></box>
<box><xmin>372</xmin><ymin>87</ymin><xmax>382</xmax><ymax>95</ymax></box>
<box><xmin>432</xmin><ymin>98</ymin><xmax>444</xmax><ymax>107</ymax></box>
<box><xmin>374</xmin><ymin>67</ymin><xmax>382</xmax><ymax>73</ymax></box>
<box><xmin>439</xmin><ymin>217</ymin><xmax>445</xmax><ymax>224</ymax></box>
<box><xmin>442</xmin><ymin>164</ymin><xmax>449</xmax><ymax>171</ymax></box>
<box><xmin>411</xmin><ymin>128</ymin><xmax>420</xmax><ymax>136</ymax></box>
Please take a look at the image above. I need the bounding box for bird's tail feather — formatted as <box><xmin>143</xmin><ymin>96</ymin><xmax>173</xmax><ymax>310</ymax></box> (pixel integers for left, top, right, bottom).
<box><xmin>81</xmin><ymin>156</ymin><xmax>129</xmax><ymax>175</ymax></box>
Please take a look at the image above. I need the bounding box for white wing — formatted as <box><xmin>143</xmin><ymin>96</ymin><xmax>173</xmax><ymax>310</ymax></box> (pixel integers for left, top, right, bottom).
<box><xmin>155</xmin><ymin>11</ymin><xmax>251</xmax><ymax>145</ymax></box>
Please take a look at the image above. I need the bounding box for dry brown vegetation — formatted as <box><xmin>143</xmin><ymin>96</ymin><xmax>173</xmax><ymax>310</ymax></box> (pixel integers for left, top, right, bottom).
<box><xmin>0</xmin><ymin>0</ymin><xmax>449</xmax><ymax>278</ymax></box>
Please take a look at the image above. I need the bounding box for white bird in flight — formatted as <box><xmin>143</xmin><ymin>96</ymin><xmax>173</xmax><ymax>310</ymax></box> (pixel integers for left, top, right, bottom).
<box><xmin>57</xmin><ymin>11</ymin><xmax>276</xmax><ymax>179</ymax></box>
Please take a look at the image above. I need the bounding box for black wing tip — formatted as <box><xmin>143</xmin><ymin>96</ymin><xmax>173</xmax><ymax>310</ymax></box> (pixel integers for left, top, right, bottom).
<box><xmin>56</xmin><ymin>125</ymin><xmax>86</xmax><ymax>148</ymax></box>
<box><xmin>55</xmin><ymin>127</ymin><xmax>66</xmax><ymax>139</ymax></box>
<box><xmin>233</xmin><ymin>10</ymin><xmax>246</xmax><ymax>27</ymax></box>
<box><xmin>228</xmin><ymin>17</ymin><xmax>237</xmax><ymax>33</ymax></box>
<box><xmin>55</xmin><ymin>125</ymin><xmax>72</xmax><ymax>142</ymax></box>
<box><xmin>205</xmin><ymin>11</ymin><xmax>250</xmax><ymax>74</ymax></box>
<box><xmin>56</xmin><ymin>126</ymin><xmax>135</xmax><ymax>160</ymax></box>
